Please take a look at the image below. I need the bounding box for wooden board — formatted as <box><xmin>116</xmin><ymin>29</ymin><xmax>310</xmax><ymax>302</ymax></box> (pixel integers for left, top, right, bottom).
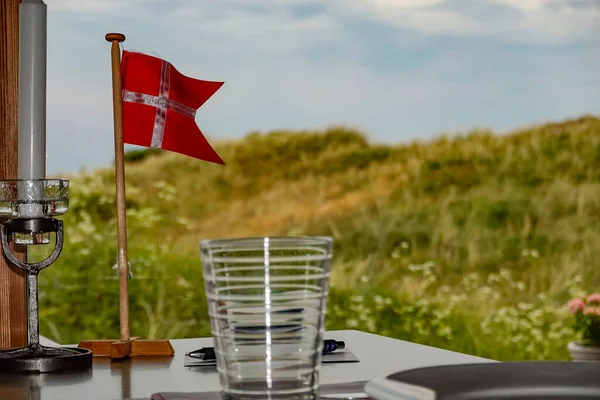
<box><xmin>78</xmin><ymin>338</ymin><xmax>175</xmax><ymax>359</ymax></box>
<box><xmin>0</xmin><ymin>0</ymin><xmax>27</xmax><ymax>350</ymax></box>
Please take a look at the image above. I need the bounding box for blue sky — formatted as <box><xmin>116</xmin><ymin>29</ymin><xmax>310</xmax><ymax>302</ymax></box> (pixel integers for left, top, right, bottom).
<box><xmin>44</xmin><ymin>0</ymin><xmax>599</xmax><ymax>175</ymax></box>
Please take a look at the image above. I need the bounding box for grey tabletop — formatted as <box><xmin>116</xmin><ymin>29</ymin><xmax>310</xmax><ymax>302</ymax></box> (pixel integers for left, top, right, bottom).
<box><xmin>0</xmin><ymin>330</ymin><xmax>494</xmax><ymax>400</ymax></box>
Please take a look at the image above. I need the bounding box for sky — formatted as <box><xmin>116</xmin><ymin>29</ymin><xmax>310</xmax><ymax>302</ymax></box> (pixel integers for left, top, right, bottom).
<box><xmin>41</xmin><ymin>0</ymin><xmax>600</xmax><ymax>175</ymax></box>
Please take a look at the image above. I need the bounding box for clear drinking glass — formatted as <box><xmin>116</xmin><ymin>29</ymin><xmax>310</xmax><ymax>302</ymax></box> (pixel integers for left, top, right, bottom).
<box><xmin>200</xmin><ymin>236</ymin><xmax>333</xmax><ymax>400</ymax></box>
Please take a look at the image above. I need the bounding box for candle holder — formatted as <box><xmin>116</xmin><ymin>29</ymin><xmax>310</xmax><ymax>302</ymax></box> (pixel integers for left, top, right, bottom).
<box><xmin>0</xmin><ymin>179</ymin><xmax>92</xmax><ymax>373</ymax></box>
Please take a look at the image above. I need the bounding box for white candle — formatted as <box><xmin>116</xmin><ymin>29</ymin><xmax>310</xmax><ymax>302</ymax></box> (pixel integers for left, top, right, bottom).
<box><xmin>18</xmin><ymin>0</ymin><xmax>47</xmax><ymax>219</ymax></box>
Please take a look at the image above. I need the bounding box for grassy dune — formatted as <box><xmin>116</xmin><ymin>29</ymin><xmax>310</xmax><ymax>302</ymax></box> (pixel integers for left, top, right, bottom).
<box><xmin>36</xmin><ymin>115</ymin><xmax>600</xmax><ymax>360</ymax></box>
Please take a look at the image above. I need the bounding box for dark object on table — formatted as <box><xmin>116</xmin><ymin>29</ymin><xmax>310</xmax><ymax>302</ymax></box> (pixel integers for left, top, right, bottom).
<box><xmin>188</xmin><ymin>347</ymin><xmax>215</xmax><ymax>361</ymax></box>
<box><xmin>323</xmin><ymin>339</ymin><xmax>345</xmax><ymax>353</ymax></box>
<box><xmin>184</xmin><ymin>340</ymin><xmax>358</xmax><ymax>367</ymax></box>
<box><xmin>188</xmin><ymin>339</ymin><xmax>345</xmax><ymax>361</ymax></box>
<box><xmin>0</xmin><ymin>346</ymin><xmax>92</xmax><ymax>374</ymax></box>
<box><xmin>364</xmin><ymin>361</ymin><xmax>600</xmax><ymax>399</ymax></box>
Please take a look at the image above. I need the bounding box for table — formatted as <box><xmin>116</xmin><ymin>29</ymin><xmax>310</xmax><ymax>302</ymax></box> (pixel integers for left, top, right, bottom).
<box><xmin>0</xmin><ymin>330</ymin><xmax>494</xmax><ymax>400</ymax></box>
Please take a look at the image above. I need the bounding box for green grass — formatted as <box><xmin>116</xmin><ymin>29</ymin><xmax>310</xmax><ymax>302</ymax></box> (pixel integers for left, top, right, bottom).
<box><xmin>33</xmin><ymin>114</ymin><xmax>600</xmax><ymax>360</ymax></box>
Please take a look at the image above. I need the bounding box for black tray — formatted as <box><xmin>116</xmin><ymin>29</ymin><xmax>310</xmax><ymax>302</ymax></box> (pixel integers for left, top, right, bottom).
<box><xmin>364</xmin><ymin>362</ymin><xmax>600</xmax><ymax>399</ymax></box>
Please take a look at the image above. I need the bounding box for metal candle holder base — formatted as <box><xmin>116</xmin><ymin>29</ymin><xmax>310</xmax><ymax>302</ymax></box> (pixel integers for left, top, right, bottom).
<box><xmin>0</xmin><ymin>344</ymin><xmax>92</xmax><ymax>373</ymax></box>
<box><xmin>0</xmin><ymin>179</ymin><xmax>92</xmax><ymax>373</ymax></box>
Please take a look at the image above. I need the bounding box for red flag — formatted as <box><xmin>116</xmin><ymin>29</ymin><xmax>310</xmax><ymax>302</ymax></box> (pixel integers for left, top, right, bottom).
<box><xmin>120</xmin><ymin>50</ymin><xmax>225</xmax><ymax>165</ymax></box>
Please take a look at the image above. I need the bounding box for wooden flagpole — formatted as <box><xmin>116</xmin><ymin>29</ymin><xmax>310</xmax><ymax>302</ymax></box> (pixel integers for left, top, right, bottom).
<box><xmin>108</xmin><ymin>31</ymin><xmax>132</xmax><ymax>354</ymax></box>
<box><xmin>77</xmin><ymin>33</ymin><xmax>173</xmax><ymax>359</ymax></box>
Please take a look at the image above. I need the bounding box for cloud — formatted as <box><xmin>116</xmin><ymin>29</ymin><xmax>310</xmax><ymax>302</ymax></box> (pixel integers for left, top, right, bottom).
<box><xmin>45</xmin><ymin>72</ymin><xmax>115</xmax><ymax>175</ymax></box>
<box><xmin>46</xmin><ymin>0</ymin><xmax>158</xmax><ymax>13</ymax></box>
<box><xmin>47</xmin><ymin>0</ymin><xmax>133</xmax><ymax>12</ymax></box>
<box><xmin>46</xmin><ymin>0</ymin><xmax>599</xmax><ymax>44</ymax></box>
<box><xmin>331</xmin><ymin>0</ymin><xmax>600</xmax><ymax>44</ymax></box>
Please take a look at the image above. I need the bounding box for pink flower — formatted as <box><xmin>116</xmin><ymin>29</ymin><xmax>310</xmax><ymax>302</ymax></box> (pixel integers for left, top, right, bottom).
<box><xmin>568</xmin><ymin>298</ymin><xmax>586</xmax><ymax>313</ymax></box>
<box><xmin>587</xmin><ymin>293</ymin><xmax>600</xmax><ymax>304</ymax></box>
<box><xmin>583</xmin><ymin>306</ymin><xmax>600</xmax><ymax>316</ymax></box>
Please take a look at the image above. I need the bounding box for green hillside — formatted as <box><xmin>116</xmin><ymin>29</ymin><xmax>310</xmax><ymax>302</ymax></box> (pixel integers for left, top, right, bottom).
<box><xmin>37</xmin><ymin>114</ymin><xmax>600</xmax><ymax>361</ymax></box>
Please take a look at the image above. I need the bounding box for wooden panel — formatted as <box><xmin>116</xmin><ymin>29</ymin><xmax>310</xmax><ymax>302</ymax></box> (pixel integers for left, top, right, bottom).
<box><xmin>78</xmin><ymin>339</ymin><xmax>117</xmax><ymax>356</ymax></box>
<box><xmin>78</xmin><ymin>338</ymin><xmax>175</xmax><ymax>358</ymax></box>
<box><xmin>131</xmin><ymin>339</ymin><xmax>174</xmax><ymax>356</ymax></box>
<box><xmin>0</xmin><ymin>0</ymin><xmax>27</xmax><ymax>350</ymax></box>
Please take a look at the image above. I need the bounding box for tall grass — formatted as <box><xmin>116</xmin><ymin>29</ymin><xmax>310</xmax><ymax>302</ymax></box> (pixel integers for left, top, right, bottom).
<box><xmin>34</xmin><ymin>115</ymin><xmax>600</xmax><ymax>360</ymax></box>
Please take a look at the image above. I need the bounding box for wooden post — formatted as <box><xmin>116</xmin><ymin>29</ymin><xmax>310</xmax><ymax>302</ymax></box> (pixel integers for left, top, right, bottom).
<box><xmin>0</xmin><ymin>0</ymin><xmax>28</xmax><ymax>350</ymax></box>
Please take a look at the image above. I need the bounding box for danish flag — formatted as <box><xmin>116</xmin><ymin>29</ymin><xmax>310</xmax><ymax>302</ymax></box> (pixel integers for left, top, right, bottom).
<box><xmin>120</xmin><ymin>50</ymin><xmax>225</xmax><ymax>165</ymax></box>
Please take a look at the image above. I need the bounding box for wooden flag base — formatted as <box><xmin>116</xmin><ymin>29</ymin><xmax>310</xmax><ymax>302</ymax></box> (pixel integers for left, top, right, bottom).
<box><xmin>77</xmin><ymin>337</ymin><xmax>174</xmax><ymax>359</ymax></box>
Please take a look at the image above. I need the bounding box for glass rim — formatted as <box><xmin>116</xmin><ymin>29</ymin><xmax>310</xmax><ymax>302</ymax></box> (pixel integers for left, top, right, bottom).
<box><xmin>0</xmin><ymin>179</ymin><xmax>69</xmax><ymax>184</ymax></box>
<box><xmin>200</xmin><ymin>235</ymin><xmax>333</xmax><ymax>248</ymax></box>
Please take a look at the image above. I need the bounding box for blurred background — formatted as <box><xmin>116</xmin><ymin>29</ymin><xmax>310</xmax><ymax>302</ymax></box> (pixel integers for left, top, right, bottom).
<box><xmin>37</xmin><ymin>0</ymin><xmax>600</xmax><ymax>361</ymax></box>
